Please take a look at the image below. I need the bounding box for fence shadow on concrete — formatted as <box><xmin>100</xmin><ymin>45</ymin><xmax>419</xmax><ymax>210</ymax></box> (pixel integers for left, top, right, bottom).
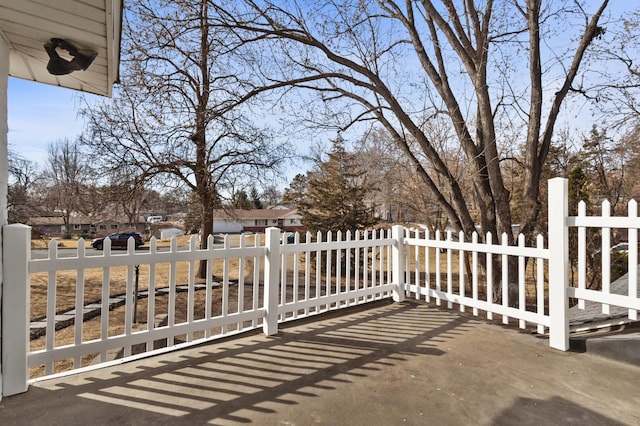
<box><xmin>3</xmin><ymin>301</ymin><xmax>473</xmax><ymax>424</ymax></box>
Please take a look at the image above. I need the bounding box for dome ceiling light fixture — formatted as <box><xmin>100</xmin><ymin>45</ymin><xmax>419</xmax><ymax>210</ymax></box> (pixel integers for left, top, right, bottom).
<box><xmin>44</xmin><ymin>38</ymin><xmax>98</xmax><ymax>76</ymax></box>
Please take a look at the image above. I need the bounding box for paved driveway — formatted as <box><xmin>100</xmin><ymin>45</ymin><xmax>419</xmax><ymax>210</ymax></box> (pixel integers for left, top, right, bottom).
<box><xmin>2</xmin><ymin>300</ymin><xmax>638</xmax><ymax>425</ymax></box>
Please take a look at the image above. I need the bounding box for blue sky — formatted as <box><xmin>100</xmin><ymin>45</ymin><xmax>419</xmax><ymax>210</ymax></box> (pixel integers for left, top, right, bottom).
<box><xmin>7</xmin><ymin>77</ymin><xmax>100</xmax><ymax>167</ymax></box>
<box><xmin>7</xmin><ymin>2</ymin><xmax>634</xmax><ymax>172</ymax></box>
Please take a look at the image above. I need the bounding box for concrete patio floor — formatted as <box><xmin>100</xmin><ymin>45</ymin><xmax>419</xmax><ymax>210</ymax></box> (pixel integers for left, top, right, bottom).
<box><xmin>1</xmin><ymin>300</ymin><xmax>639</xmax><ymax>425</ymax></box>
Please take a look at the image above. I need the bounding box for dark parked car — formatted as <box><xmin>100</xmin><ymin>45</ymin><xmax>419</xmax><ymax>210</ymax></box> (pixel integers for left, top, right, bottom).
<box><xmin>280</xmin><ymin>232</ymin><xmax>296</xmax><ymax>244</ymax></box>
<box><xmin>91</xmin><ymin>232</ymin><xmax>144</xmax><ymax>250</ymax></box>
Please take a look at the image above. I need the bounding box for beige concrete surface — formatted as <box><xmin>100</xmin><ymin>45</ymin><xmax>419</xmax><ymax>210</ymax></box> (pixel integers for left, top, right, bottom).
<box><xmin>1</xmin><ymin>300</ymin><xmax>639</xmax><ymax>425</ymax></box>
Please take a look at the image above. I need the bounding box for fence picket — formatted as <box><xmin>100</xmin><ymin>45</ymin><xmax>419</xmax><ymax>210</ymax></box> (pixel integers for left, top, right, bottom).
<box><xmin>187</xmin><ymin>236</ymin><xmax>197</xmax><ymax>342</ymax></box>
<box><xmin>45</xmin><ymin>239</ymin><xmax>58</xmax><ymax>375</ymax></box>
<box><xmin>371</xmin><ymin>230</ymin><xmax>377</xmax><ymax>301</ymax></box>
<box><xmin>304</xmin><ymin>232</ymin><xmax>311</xmax><ymax>313</ymax></box>
<box><xmin>100</xmin><ymin>250</ymin><xmax>111</xmax><ymax>363</ymax></box>
<box><xmin>222</xmin><ymin>235</ymin><xmax>230</xmax><ymax>332</ymax></box>
<box><xmin>251</xmin><ymin>235</ymin><xmax>261</xmax><ymax>328</ymax></box>
<box><xmin>459</xmin><ymin>231</ymin><xmax>465</xmax><ymax>313</ymax></box>
<box><xmin>472</xmin><ymin>232</ymin><xmax>479</xmax><ymax>316</ymax></box>
<box><xmin>413</xmin><ymin>229</ymin><xmax>420</xmax><ymax>301</ymax></box>
<box><xmin>628</xmin><ymin>200</ymin><xmax>638</xmax><ymax>321</ymax></box>
<box><xmin>486</xmin><ymin>232</ymin><xmax>493</xmax><ymax>321</ymax></box>
<box><xmin>326</xmin><ymin>231</ymin><xmax>332</xmax><ymax>308</ymax></box>
<box><xmin>280</xmin><ymin>232</ymin><xmax>287</xmax><ymax>314</ymax></box>
<box><xmin>73</xmin><ymin>239</ymin><xmax>86</xmax><ymax>368</ymax></box>
<box><xmin>167</xmin><ymin>237</ymin><xmax>177</xmax><ymax>346</ymax></box>
<box><xmin>601</xmin><ymin>200</ymin><xmax>611</xmax><ymax>315</ymax></box>
<box><xmin>316</xmin><ymin>231</ymin><xmax>322</xmax><ymax>306</ymax></box>
<box><xmin>518</xmin><ymin>234</ymin><xmax>526</xmax><ymax>329</ymax></box>
<box><xmin>537</xmin><ymin>234</ymin><xmax>545</xmax><ymax>334</ymax></box>
<box><xmin>435</xmin><ymin>230</ymin><xmax>442</xmax><ymax>306</ymax></box>
<box><xmin>124</xmin><ymin>264</ymin><xmax>133</xmax><ymax>357</ymax></box>
<box><xmin>345</xmin><ymin>230</ymin><xmax>351</xmax><ymax>303</ymax></box>
<box><xmin>147</xmin><ymin>238</ymin><xmax>157</xmax><ymax>349</ymax></box>
<box><xmin>447</xmin><ymin>230</ymin><xmax>453</xmax><ymax>309</ymax></box>
<box><xmin>206</xmin><ymin>235</ymin><xmax>214</xmax><ymax>335</ymax></box>
<box><xmin>425</xmin><ymin>229</ymin><xmax>431</xmax><ymax>303</ymax></box>
<box><xmin>354</xmin><ymin>230</ymin><xmax>360</xmax><ymax>301</ymax></box>
<box><xmin>236</xmin><ymin>234</ymin><xmax>246</xmax><ymax>328</ymax></box>
<box><xmin>578</xmin><ymin>201</ymin><xmax>586</xmax><ymax>310</ymax></box>
<box><xmin>292</xmin><ymin>232</ymin><xmax>299</xmax><ymax>317</ymax></box>
<box><xmin>502</xmin><ymin>233</ymin><xmax>509</xmax><ymax>325</ymax></box>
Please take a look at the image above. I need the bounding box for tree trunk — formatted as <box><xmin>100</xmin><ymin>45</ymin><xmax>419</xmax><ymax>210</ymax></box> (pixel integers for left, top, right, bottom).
<box><xmin>197</xmin><ymin>198</ymin><xmax>214</xmax><ymax>279</ymax></box>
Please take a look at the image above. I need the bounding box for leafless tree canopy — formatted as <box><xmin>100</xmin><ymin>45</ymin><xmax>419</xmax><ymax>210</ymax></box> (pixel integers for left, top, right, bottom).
<box><xmin>44</xmin><ymin>138</ymin><xmax>93</xmax><ymax>230</ymax></box>
<box><xmin>206</xmin><ymin>0</ymin><xmax>628</xmax><ymax>242</ymax></box>
<box><xmin>82</xmin><ymin>0</ymin><xmax>291</xmax><ymax>266</ymax></box>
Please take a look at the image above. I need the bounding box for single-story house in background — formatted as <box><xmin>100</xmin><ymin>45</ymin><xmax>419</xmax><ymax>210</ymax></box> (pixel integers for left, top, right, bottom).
<box><xmin>28</xmin><ymin>215</ymin><xmax>146</xmax><ymax>238</ymax></box>
<box><xmin>213</xmin><ymin>209</ymin><xmax>304</xmax><ymax>234</ymax></box>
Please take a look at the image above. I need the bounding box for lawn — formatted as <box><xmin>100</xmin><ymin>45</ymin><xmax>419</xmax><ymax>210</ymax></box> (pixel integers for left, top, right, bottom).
<box><xmin>29</xmin><ymin>234</ymin><xmax>260</xmax><ymax>320</ymax></box>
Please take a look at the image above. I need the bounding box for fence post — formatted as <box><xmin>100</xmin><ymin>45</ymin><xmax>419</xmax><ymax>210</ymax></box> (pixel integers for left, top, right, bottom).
<box><xmin>548</xmin><ymin>178</ymin><xmax>570</xmax><ymax>351</ymax></box>
<box><xmin>263</xmin><ymin>227</ymin><xmax>280</xmax><ymax>336</ymax></box>
<box><xmin>2</xmin><ymin>224</ymin><xmax>31</xmax><ymax>396</ymax></box>
<box><xmin>392</xmin><ymin>225</ymin><xmax>405</xmax><ymax>302</ymax></box>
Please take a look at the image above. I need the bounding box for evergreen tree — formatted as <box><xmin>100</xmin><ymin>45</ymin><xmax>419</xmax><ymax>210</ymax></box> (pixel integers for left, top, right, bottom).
<box><xmin>297</xmin><ymin>138</ymin><xmax>378</xmax><ymax>233</ymax></box>
<box><xmin>249</xmin><ymin>186</ymin><xmax>263</xmax><ymax>209</ymax></box>
<box><xmin>282</xmin><ymin>174</ymin><xmax>308</xmax><ymax>207</ymax></box>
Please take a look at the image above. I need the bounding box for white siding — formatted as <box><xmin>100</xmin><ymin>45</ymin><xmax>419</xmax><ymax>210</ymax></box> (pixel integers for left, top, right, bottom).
<box><xmin>213</xmin><ymin>218</ymin><xmax>242</xmax><ymax>234</ymax></box>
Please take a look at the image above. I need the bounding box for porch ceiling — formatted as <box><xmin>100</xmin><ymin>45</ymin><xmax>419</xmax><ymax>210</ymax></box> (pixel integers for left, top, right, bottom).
<box><xmin>0</xmin><ymin>0</ymin><xmax>122</xmax><ymax>97</ymax></box>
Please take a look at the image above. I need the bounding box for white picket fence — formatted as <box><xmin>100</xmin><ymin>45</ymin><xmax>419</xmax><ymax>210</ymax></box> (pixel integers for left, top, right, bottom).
<box><xmin>402</xmin><ymin>229</ymin><xmax>549</xmax><ymax>333</ymax></box>
<box><xmin>568</xmin><ymin>197</ymin><xmax>640</xmax><ymax>322</ymax></box>
<box><xmin>2</xmin><ymin>226</ymin><xmax>402</xmax><ymax>395</ymax></box>
<box><xmin>2</xmin><ymin>177</ymin><xmax>640</xmax><ymax>397</ymax></box>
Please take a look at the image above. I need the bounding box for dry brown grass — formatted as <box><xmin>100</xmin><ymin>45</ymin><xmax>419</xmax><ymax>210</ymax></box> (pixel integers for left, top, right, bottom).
<box><xmin>30</xmin><ymin>255</ymin><xmax>257</xmax><ymax>320</ymax></box>
<box><xmin>404</xmin><ymin>245</ymin><xmax>547</xmax><ymax>306</ymax></box>
<box><xmin>29</xmin><ymin>281</ymin><xmax>263</xmax><ymax>378</ymax></box>
<box><xmin>29</xmin><ymin>234</ymin><xmax>266</xmax><ymax>320</ymax></box>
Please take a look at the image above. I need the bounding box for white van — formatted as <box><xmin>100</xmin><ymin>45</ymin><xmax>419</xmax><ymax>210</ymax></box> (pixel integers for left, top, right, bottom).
<box><xmin>147</xmin><ymin>215</ymin><xmax>163</xmax><ymax>224</ymax></box>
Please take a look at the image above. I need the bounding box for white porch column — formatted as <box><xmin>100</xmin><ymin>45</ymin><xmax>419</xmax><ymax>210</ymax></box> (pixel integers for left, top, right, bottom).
<box><xmin>2</xmin><ymin>224</ymin><xmax>30</xmax><ymax>396</ymax></box>
<box><xmin>0</xmin><ymin>29</ymin><xmax>9</xmax><ymax>400</ymax></box>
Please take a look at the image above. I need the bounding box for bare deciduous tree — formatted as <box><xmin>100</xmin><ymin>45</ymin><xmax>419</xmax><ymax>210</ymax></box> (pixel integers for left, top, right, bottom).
<box><xmin>82</xmin><ymin>0</ymin><xmax>290</xmax><ymax>276</ymax></box>
<box><xmin>44</xmin><ymin>138</ymin><xmax>92</xmax><ymax>234</ymax></box>
<box><xmin>8</xmin><ymin>151</ymin><xmax>40</xmax><ymax>224</ymax></box>
<box><xmin>210</xmin><ymin>0</ymin><xmax>616</xmax><ymax>244</ymax></box>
